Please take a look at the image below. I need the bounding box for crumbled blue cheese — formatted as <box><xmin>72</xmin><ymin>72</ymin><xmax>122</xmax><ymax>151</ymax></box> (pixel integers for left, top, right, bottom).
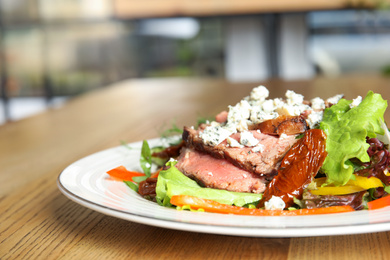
<box><xmin>327</xmin><ymin>94</ymin><xmax>343</xmax><ymax>105</ymax></box>
<box><xmin>277</xmin><ymin>103</ymin><xmax>310</xmax><ymax>117</ymax></box>
<box><xmin>210</xmin><ymin>121</ymin><xmax>221</xmax><ymax>127</ymax></box>
<box><xmin>227</xmin><ymin>137</ymin><xmax>243</xmax><ymax>148</ymax></box>
<box><xmin>286</xmin><ymin>90</ymin><xmax>304</xmax><ymax>106</ymax></box>
<box><xmin>311</xmin><ymin>97</ymin><xmax>325</xmax><ymax>110</ymax></box>
<box><xmin>251</xmin><ymin>143</ymin><xmax>265</xmax><ymax>153</ymax></box>
<box><xmin>199</xmin><ymin>125</ymin><xmax>234</xmax><ymax>146</ymax></box>
<box><xmin>350</xmin><ymin>96</ymin><xmax>362</xmax><ymax>108</ymax></box>
<box><xmin>250</xmin><ymin>107</ymin><xmax>279</xmax><ymax>124</ymax></box>
<box><xmin>264</xmin><ymin>196</ymin><xmax>286</xmax><ymax>210</ymax></box>
<box><xmin>249</xmin><ymin>85</ymin><xmax>269</xmax><ymax>101</ymax></box>
<box><xmin>240</xmin><ymin>131</ymin><xmax>259</xmax><ymax>147</ymax></box>
<box><xmin>307</xmin><ymin>111</ymin><xmax>323</xmax><ymax>128</ymax></box>
<box><xmin>227</xmin><ymin>100</ymin><xmax>252</xmax><ymax>131</ymax></box>
<box><xmin>261</xmin><ymin>99</ymin><xmax>275</xmax><ymax>113</ymax></box>
<box><xmin>199</xmin><ymin>86</ymin><xmax>345</xmax><ymax>147</ymax></box>
<box><xmin>273</xmin><ymin>98</ymin><xmax>284</xmax><ymax>109</ymax></box>
<box><xmin>228</xmin><ymin>100</ymin><xmax>251</xmax><ymax>121</ymax></box>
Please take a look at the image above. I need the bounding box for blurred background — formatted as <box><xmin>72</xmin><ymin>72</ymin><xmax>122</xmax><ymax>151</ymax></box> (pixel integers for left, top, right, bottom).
<box><xmin>1</xmin><ymin>0</ymin><xmax>390</xmax><ymax>124</ymax></box>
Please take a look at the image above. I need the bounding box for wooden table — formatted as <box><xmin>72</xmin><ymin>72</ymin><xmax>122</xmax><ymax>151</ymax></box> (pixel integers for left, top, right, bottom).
<box><xmin>1</xmin><ymin>74</ymin><xmax>390</xmax><ymax>259</ymax></box>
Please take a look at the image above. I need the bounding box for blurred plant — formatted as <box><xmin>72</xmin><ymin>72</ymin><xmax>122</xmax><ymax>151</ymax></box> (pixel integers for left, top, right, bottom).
<box><xmin>381</xmin><ymin>65</ymin><xmax>390</xmax><ymax>76</ymax></box>
<box><xmin>347</xmin><ymin>0</ymin><xmax>390</xmax><ymax>9</ymax></box>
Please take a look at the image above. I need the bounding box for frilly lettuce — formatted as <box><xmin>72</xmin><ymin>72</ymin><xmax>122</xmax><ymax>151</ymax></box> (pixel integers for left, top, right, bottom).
<box><xmin>319</xmin><ymin>91</ymin><xmax>387</xmax><ymax>185</ymax></box>
<box><xmin>155</xmin><ymin>161</ymin><xmax>262</xmax><ymax>207</ymax></box>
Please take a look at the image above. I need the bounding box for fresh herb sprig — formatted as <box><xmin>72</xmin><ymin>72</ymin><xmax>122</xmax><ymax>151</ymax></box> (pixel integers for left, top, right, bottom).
<box><xmin>124</xmin><ymin>140</ymin><xmax>153</xmax><ymax>191</ymax></box>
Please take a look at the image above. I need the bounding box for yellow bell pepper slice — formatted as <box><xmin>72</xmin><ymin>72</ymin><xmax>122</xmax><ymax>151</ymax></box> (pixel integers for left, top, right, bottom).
<box><xmin>309</xmin><ymin>174</ymin><xmax>383</xmax><ymax>196</ymax></box>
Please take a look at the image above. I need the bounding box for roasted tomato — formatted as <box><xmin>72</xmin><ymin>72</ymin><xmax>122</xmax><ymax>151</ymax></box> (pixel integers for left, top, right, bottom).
<box><xmin>258</xmin><ymin>129</ymin><xmax>327</xmax><ymax>209</ymax></box>
<box><xmin>138</xmin><ymin>177</ymin><xmax>158</xmax><ymax>198</ymax></box>
<box><xmin>250</xmin><ymin>115</ymin><xmax>308</xmax><ymax>136</ymax></box>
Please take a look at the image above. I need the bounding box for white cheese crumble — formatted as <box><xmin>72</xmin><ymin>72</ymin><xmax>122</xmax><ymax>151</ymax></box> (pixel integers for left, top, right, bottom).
<box><xmin>350</xmin><ymin>96</ymin><xmax>362</xmax><ymax>108</ymax></box>
<box><xmin>250</xmin><ymin>107</ymin><xmax>279</xmax><ymax>124</ymax></box>
<box><xmin>307</xmin><ymin>111</ymin><xmax>323</xmax><ymax>128</ymax></box>
<box><xmin>240</xmin><ymin>131</ymin><xmax>259</xmax><ymax>147</ymax></box>
<box><xmin>251</xmin><ymin>143</ymin><xmax>265</xmax><ymax>153</ymax></box>
<box><xmin>261</xmin><ymin>99</ymin><xmax>275</xmax><ymax>113</ymax></box>
<box><xmin>311</xmin><ymin>97</ymin><xmax>325</xmax><ymax>110</ymax></box>
<box><xmin>327</xmin><ymin>94</ymin><xmax>343</xmax><ymax>105</ymax></box>
<box><xmin>227</xmin><ymin>100</ymin><xmax>252</xmax><ymax>131</ymax></box>
<box><xmin>198</xmin><ymin>85</ymin><xmax>345</xmax><ymax>147</ymax></box>
<box><xmin>227</xmin><ymin>137</ymin><xmax>243</xmax><ymax>148</ymax></box>
<box><xmin>277</xmin><ymin>103</ymin><xmax>310</xmax><ymax>117</ymax></box>
<box><xmin>264</xmin><ymin>196</ymin><xmax>286</xmax><ymax>210</ymax></box>
<box><xmin>249</xmin><ymin>85</ymin><xmax>269</xmax><ymax>101</ymax></box>
<box><xmin>286</xmin><ymin>90</ymin><xmax>304</xmax><ymax>106</ymax></box>
<box><xmin>199</xmin><ymin>125</ymin><xmax>234</xmax><ymax>146</ymax></box>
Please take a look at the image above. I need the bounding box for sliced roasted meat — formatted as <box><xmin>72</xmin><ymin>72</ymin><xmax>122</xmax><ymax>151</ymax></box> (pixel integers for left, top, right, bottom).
<box><xmin>258</xmin><ymin>129</ymin><xmax>328</xmax><ymax>209</ymax></box>
<box><xmin>183</xmin><ymin>126</ymin><xmax>298</xmax><ymax>177</ymax></box>
<box><xmin>249</xmin><ymin>115</ymin><xmax>308</xmax><ymax>136</ymax></box>
<box><xmin>176</xmin><ymin>148</ymin><xmax>267</xmax><ymax>193</ymax></box>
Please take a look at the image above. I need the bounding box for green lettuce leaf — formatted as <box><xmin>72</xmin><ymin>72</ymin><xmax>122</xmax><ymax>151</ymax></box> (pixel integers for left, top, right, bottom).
<box><xmin>155</xmin><ymin>161</ymin><xmax>262</xmax><ymax>207</ymax></box>
<box><xmin>320</xmin><ymin>91</ymin><xmax>387</xmax><ymax>185</ymax></box>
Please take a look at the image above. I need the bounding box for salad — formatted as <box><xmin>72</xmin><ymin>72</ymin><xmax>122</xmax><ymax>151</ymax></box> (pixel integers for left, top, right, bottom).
<box><xmin>107</xmin><ymin>86</ymin><xmax>390</xmax><ymax>215</ymax></box>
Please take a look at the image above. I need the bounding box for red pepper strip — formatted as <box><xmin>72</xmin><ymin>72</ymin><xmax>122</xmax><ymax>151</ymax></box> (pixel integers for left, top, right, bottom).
<box><xmin>368</xmin><ymin>195</ymin><xmax>390</xmax><ymax>210</ymax></box>
<box><xmin>107</xmin><ymin>166</ymin><xmax>144</xmax><ymax>181</ymax></box>
<box><xmin>170</xmin><ymin>195</ymin><xmax>354</xmax><ymax>216</ymax></box>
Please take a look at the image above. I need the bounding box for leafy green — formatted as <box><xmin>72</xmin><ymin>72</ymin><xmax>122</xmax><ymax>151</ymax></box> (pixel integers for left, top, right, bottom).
<box><xmin>319</xmin><ymin>91</ymin><xmax>387</xmax><ymax>185</ymax></box>
<box><xmin>150</xmin><ymin>146</ymin><xmax>169</xmax><ymax>167</ymax></box>
<box><xmin>140</xmin><ymin>140</ymin><xmax>152</xmax><ymax>177</ymax></box>
<box><xmin>155</xmin><ymin>161</ymin><xmax>262</xmax><ymax>207</ymax></box>
<box><xmin>124</xmin><ymin>181</ymin><xmax>139</xmax><ymax>192</ymax></box>
<box><xmin>385</xmin><ymin>185</ymin><xmax>390</xmax><ymax>194</ymax></box>
<box><xmin>132</xmin><ymin>176</ymin><xmax>148</xmax><ymax>183</ymax></box>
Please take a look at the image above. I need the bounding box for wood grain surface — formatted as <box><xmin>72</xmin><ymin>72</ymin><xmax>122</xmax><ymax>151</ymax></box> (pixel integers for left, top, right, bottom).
<box><xmin>1</xmin><ymin>75</ymin><xmax>390</xmax><ymax>259</ymax></box>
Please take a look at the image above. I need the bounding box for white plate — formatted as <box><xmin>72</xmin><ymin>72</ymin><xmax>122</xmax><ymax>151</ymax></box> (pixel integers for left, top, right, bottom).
<box><xmin>57</xmin><ymin>138</ymin><xmax>390</xmax><ymax>237</ymax></box>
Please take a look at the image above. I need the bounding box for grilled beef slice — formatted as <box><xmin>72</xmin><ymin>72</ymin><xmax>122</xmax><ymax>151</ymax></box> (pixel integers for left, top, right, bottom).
<box><xmin>182</xmin><ymin>126</ymin><xmax>298</xmax><ymax>177</ymax></box>
<box><xmin>176</xmin><ymin>148</ymin><xmax>267</xmax><ymax>193</ymax></box>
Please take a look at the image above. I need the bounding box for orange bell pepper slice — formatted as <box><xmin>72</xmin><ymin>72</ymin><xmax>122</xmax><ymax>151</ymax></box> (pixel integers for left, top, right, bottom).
<box><xmin>368</xmin><ymin>195</ymin><xmax>390</xmax><ymax>210</ymax></box>
<box><xmin>106</xmin><ymin>166</ymin><xmax>144</xmax><ymax>181</ymax></box>
<box><xmin>170</xmin><ymin>195</ymin><xmax>354</xmax><ymax>216</ymax></box>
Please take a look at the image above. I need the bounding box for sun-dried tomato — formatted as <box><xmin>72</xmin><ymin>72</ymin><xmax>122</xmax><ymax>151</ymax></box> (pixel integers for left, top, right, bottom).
<box><xmin>258</xmin><ymin>129</ymin><xmax>327</xmax><ymax>208</ymax></box>
<box><xmin>138</xmin><ymin>177</ymin><xmax>158</xmax><ymax>199</ymax></box>
<box><xmin>250</xmin><ymin>115</ymin><xmax>308</xmax><ymax>136</ymax></box>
